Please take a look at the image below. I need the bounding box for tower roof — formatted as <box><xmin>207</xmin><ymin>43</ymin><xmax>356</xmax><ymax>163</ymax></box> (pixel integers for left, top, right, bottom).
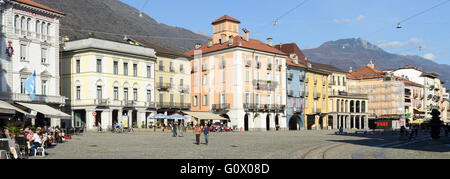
<box><xmin>211</xmin><ymin>15</ymin><xmax>241</xmax><ymax>25</ymax></box>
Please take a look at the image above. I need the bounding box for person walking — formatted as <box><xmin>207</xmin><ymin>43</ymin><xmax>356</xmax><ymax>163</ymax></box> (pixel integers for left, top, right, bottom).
<box><xmin>194</xmin><ymin>124</ymin><xmax>202</xmax><ymax>145</ymax></box>
<box><xmin>203</xmin><ymin>124</ymin><xmax>210</xmax><ymax>145</ymax></box>
<box><xmin>179</xmin><ymin>123</ymin><xmax>184</xmax><ymax>137</ymax></box>
<box><xmin>172</xmin><ymin>123</ymin><xmax>178</xmax><ymax>137</ymax></box>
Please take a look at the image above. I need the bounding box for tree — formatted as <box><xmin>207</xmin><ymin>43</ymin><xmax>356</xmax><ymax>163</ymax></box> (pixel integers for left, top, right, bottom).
<box><xmin>430</xmin><ymin>109</ymin><xmax>442</xmax><ymax>139</ymax></box>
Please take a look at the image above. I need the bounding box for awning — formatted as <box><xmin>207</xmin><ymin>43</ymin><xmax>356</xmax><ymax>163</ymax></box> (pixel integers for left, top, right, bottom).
<box><xmin>0</xmin><ymin>100</ymin><xmax>32</xmax><ymax>116</ymax></box>
<box><xmin>16</xmin><ymin>102</ymin><xmax>71</xmax><ymax>120</ymax></box>
<box><xmin>183</xmin><ymin>111</ymin><xmax>227</xmax><ymax>121</ymax></box>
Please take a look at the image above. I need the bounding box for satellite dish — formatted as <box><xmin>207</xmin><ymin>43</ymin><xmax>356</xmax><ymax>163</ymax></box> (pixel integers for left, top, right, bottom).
<box><xmin>396</xmin><ymin>23</ymin><xmax>402</xmax><ymax>29</ymax></box>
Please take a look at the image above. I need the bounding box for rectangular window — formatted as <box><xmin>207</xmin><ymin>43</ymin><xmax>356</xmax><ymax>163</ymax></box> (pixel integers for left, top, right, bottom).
<box><xmin>41</xmin><ymin>80</ymin><xmax>47</xmax><ymax>95</ymax></box>
<box><xmin>20</xmin><ymin>44</ymin><xmax>27</xmax><ymax>61</ymax></box>
<box><xmin>133</xmin><ymin>64</ymin><xmax>138</xmax><ymax>77</ymax></box>
<box><xmin>170</xmin><ymin>78</ymin><xmax>174</xmax><ymax>88</ymax></box>
<box><xmin>245</xmin><ymin>93</ymin><xmax>251</xmax><ymax>104</ymax></box>
<box><xmin>97</xmin><ymin>86</ymin><xmax>102</xmax><ymax>100</ymax></box>
<box><xmin>113</xmin><ymin>61</ymin><xmax>118</xmax><ymax>75</ymax></box>
<box><xmin>170</xmin><ymin>94</ymin><xmax>174</xmax><ymax>105</ymax></box>
<box><xmin>221</xmin><ymin>71</ymin><xmax>226</xmax><ymax>83</ymax></box>
<box><xmin>180</xmin><ymin>79</ymin><xmax>184</xmax><ymax>87</ymax></box>
<box><xmin>123</xmin><ymin>88</ymin><xmax>129</xmax><ymax>101</ymax></box>
<box><xmin>76</xmin><ymin>59</ymin><xmax>81</xmax><ymax>73</ymax></box>
<box><xmin>76</xmin><ymin>86</ymin><xmax>81</xmax><ymax>100</ymax></box>
<box><xmin>245</xmin><ymin>70</ymin><xmax>250</xmax><ymax>82</ymax></box>
<box><xmin>147</xmin><ymin>90</ymin><xmax>152</xmax><ymax>102</ymax></box>
<box><xmin>114</xmin><ymin>87</ymin><xmax>119</xmax><ymax>100</ymax></box>
<box><xmin>123</xmin><ymin>62</ymin><xmax>128</xmax><ymax>76</ymax></box>
<box><xmin>180</xmin><ymin>64</ymin><xmax>184</xmax><ymax>73</ymax></box>
<box><xmin>96</xmin><ymin>59</ymin><xmax>102</xmax><ymax>73</ymax></box>
<box><xmin>159</xmin><ymin>60</ymin><xmax>164</xmax><ymax>71</ymax></box>
<box><xmin>41</xmin><ymin>48</ymin><xmax>47</xmax><ymax>64</ymax></box>
<box><xmin>180</xmin><ymin>94</ymin><xmax>184</xmax><ymax>105</ymax></box>
<box><xmin>133</xmin><ymin>88</ymin><xmax>138</xmax><ymax>101</ymax></box>
<box><xmin>20</xmin><ymin>78</ymin><xmax>26</xmax><ymax>94</ymax></box>
<box><xmin>203</xmin><ymin>95</ymin><xmax>208</xmax><ymax>106</ymax></box>
<box><xmin>202</xmin><ymin>74</ymin><xmax>208</xmax><ymax>85</ymax></box>
<box><xmin>147</xmin><ymin>65</ymin><xmax>151</xmax><ymax>78</ymax></box>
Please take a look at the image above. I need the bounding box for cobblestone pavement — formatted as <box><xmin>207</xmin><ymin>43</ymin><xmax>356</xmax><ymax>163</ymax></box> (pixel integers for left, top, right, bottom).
<box><xmin>33</xmin><ymin>129</ymin><xmax>450</xmax><ymax>159</ymax></box>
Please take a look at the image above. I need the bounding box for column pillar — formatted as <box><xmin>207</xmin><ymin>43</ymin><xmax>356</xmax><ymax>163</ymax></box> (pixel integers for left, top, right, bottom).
<box><xmin>137</xmin><ymin>109</ymin><xmax>146</xmax><ymax>128</ymax></box>
<box><xmin>101</xmin><ymin>109</ymin><xmax>111</xmax><ymax>130</ymax></box>
<box><xmin>347</xmin><ymin>115</ymin><xmax>351</xmax><ymax>129</ymax></box>
<box><xmin>359</xmin><ymin>116</ymin><xmax>362</xmax><ymax>129</ymax></box>
<box><xmin>127</xmin><ymin>110</ymin><xmax>133</xmax><ymax>128</ymax></box>
<box><xmin>118</xmin><ymin>109</ymin><xmax>123</xmax><ymax>124</ymax></box>
<box><xmin>71</xmin><ymin>110</ymin><xmax>75</xmax><ymax>128</ymax></box>
<box><xmin>333</xmin><ymin>114</ymin><xmax>338</xmax><ymax>129</ymax></box>
<box><xmin>352</xmin><ymin>115</ymin><xmax>356</xmax><ymax>129</ymax></box>
<box><xmin>85</xmin><ymin>109</ymin><xmax>95</xmax><ymax>131</ymax></box>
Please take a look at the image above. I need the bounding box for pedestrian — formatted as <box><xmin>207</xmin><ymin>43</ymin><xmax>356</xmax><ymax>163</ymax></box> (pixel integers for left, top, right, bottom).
<box><xmin>172</xmin><ymin>122</ymin><xmax>178</xmax><ymax>137</ymax></box>
<box><xmin>203</xmin><ymin>123</ymin><xmax>210</xmax><ymax>145</ymax></box>
<box><xmin>444</xmin><ymin>125</ymin><xmax>449</xmax><ymax>137</ymax></box>
<box><xmin>408</xmin><ymin>128</ymin><xmax>415</xmax><ymax>141</ymax></box>
<box><xmin>339</xmin><ymin>126</ymin><xmax>343</xmax><ymax>135</ymax></box>
<box><xmin>179</xmin><ymin>123</ymin><xmax>184</xmax><ymax>137</ymax></box>
<box><xmin>153</xmin><ymin>123</ymin><xmax>156</xmax><ymax>132</ymax></box>
<box><xmin>194</xmin><ymin>124</ymin><xmax>201</xmax><ymax>145</ymax></box>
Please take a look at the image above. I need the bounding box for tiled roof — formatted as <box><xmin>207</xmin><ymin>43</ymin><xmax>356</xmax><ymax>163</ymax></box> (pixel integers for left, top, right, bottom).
<box><xmin>394</xmin><ymin>76</ymin><xmax>424</xmax><ymax>87</ymax></box>
<box><xmin>13</xmin><ymin>0</ymin><xmax>65</xmax><ymax>15</ymax></box>
<box><xmin>286</xmin><ymin>58</ymin><xmax>306</xmax><ymax>68</ymax></box>
<box><xmin>274</xmin><ymin>43</ymin><xmax>306</xmax><ymax>61</ymax></box>
<box><xmin>184</xmin><ymin>36</ymin><xmax>288</xmax><ymax>57</ymax></box>
<box><xmin>131</xmin><ymin>37</ymin><xmax>189</xmax><ymax>59</ymax></box>
<box><xmin>347</xmin><ymin>66</ymin><xmax>386</xmax><ymax>80</ymax></box>
<box><xmin>211</xmin><ymin>15</ymin><xmax>241</xmax><ymax>25</ymax></box>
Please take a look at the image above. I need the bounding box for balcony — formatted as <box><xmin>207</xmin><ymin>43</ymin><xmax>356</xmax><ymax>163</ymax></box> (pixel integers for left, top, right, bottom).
<box><xmin>277</xmin><ymin>65</ymin><xmax>282</xmax><ymax>71</ymax></box>
<box><xmin>287</xmin><ymin>90</ymin><xmax>294</xmax><ymax>97</ymax></box>
<box><xmin>329</xmin><ymin>81</ymin><xmax>336</xmax><ymax>86</ymax></box>
<box><xmin>157</xmin><ymin>83</ymin><xmax>171</xmax><ymax>91</ymax></box>
<box><xmin>212</xmin><ymin>103</ymin><xmax>231</xmax><ymax>112</ymax></box>
<box><xmin>299</xmin><ymin>91</ymin><xmax>305</xmax><ymax>97</ymax></box>
<box><xmin>95</xmin><ymin>99</ymin><xmax>108</xmax><ymax>106</ymax></box>
<box><xmin>124</xmin><ymin>100</ymin><xmax>136</xmax><ymax>107</ymax></box>
<box><xmin>256</xmin><ymin>62</ymin><xmax>261</xmax><ymax>69</ymax></box>
<box><xmin>253</xmin><ymin>80</ymin><xmax>278</xmax><ymax>91</ymax></box>
<box><xmin>299</xmin><ymin>75</ymin><xmax>305</xmax><ymax>82</ymax></box>
<box><xmin>202</xmin><ymin>64</ymin><xmax>207</xmax><ymax>71</ymax></box>
<box><xmin>244</xmin><ymin>103</ymin><xmax>255</xmax><ymax>111</ymax></box>
<box><xmin>170</xmin><ymin>67</ymin><xmax>175</xmax><ymax>72</ymax></box>
<box><xmin>245</xmin><ymin>61</ymin><xmax>252</xmax><ymax>67</ymax></box>
<box><xmin>288</xmin><ymin>73</ymin><xmax>293</xmax><ymax>80</ymax></box>
<box><xmin>158</xmin><ymin>102</ymin><xmax>190</xmax><ymax>109</ymax></box>
<box><xmin>159</xmin><ymin>66</ymin><xmax>165</xmax><ymax>72</ymax></box>
<box><xmin>267</xmin><ymin>64</ymin><xmax>272</xmax><ymax>70</ymax></box>
<box><xmin>0</xmin><ymin>92</ymin><xmax>65</xmax><ymax>104</ymax></box>
<box><xmin>314</xmin><ymin>92</ymin><xmax>321</xmax><ymax>99</ymax></box>
<box><xmin>219</xmin><ymin>62</ymin><xmax>226</xmax><ymax>69</ymax></box>
<box><xmin>179</xmin><ymin>86</ymin><xmax>190</xmax><ymax>94</ymax></box>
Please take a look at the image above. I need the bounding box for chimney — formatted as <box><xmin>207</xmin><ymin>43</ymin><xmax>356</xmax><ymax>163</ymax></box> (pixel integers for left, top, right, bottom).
<box><xmin>208</xmin><ymin>39</ymin><xmax>213</xmax><ymax>47</ymax></box>
<box><xmin>349</xmin><ymin>67</ymin><xmax>353</xmax><ymax>73</ymax></box>
<box><xmin>195</xmin><ymin>43</ymin><xmax>202</xmax><ymax>49</ymax></box>
<box><xmin>368</xmin><ymin>60</ymin><xmax>375</xmax><ymax>69</ymax></box>
<box><xmin>242</xmin><ymin>28</ymin><xmax>250</xmax><ymax>41</ymax></box>
<box><xmin>220</xmin><ymin>34</ymin><xmax>226</xmax><ymax>44</ymax></box>
<box><xmin>267</xmin><ymin>38</ymin><xmax>273</xmax><ymax>46</ymax></box>
<box><xmin>228</xmin><ymin>36</ymin><xmax>234</xmax><ymax>46</ymax></box>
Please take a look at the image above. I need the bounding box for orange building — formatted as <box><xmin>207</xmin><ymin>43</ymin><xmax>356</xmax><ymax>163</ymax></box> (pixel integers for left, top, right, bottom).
<box><xmin>185</xmin><ymin>15</ymin><xmax>288</xmax><ymax>131</ymax></box>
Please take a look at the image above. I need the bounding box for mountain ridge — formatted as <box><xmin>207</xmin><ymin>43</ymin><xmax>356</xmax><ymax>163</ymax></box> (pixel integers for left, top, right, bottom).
<box><xmin>302</xmin><ymin>38</ymin><xmax>450</xmax><ymax>89</ymax></box>
<box><xmin>33</xmin><ymin>0</ymin><xmax>209</xmax><ymax>53</ymax></box>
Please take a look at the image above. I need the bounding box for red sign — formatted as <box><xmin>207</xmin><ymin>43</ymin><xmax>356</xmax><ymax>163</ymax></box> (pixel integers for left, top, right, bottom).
<box><xmin>92</xmin><ymin>112</ymin><xmax>97</xmax><ymax>116</ymax></box>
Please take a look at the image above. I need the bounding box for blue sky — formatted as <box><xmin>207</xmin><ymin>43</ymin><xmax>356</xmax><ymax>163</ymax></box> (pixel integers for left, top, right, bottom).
<box><xmin>121</xmin><ymin>0</ymin><xmax>450</xmax><ymax>65</ymax></box>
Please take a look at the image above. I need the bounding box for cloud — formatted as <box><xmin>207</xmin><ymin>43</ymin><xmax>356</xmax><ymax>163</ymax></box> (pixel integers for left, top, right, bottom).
<box><xmin>377</xmin><ymin>38</ymin><xmax>424</xmax><ymax>49</ymax></box>
<box><xmin>333</xmin><ymin>15</ymin><xmax>365</xmax><ymax>24</ymax></box>
<box><xmin>356</xmin><ymin>15</ymin><xmax>365</xmax><ymax>22</ymax></box>
<box><xmin>423</xmin><ymin>53</ymin><xmax>436</xmax><ymax>61</ymax></box>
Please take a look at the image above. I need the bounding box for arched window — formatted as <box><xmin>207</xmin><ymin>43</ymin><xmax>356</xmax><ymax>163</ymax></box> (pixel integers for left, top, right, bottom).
<box><xmin>41</xmin><ymin>22</ymin><xmax>45</xmax><ymax>35</ymax></box>
<box><xmin>14</xmin><ymin>15</ymin><xmax>20</xmax><ymax>30</ymax></box>
<box><xmin>20</xmin><ymin>16</ymin><xmax>25</xmax><ymax>32</ymax></box>
<box><xmin>36</xmin><ymin>20</ymin><xmax>40</xmax><ymax>34</ymax></box>
<box><xmin>27</xmin><ymin>18</ymin><xmax>31</xmax><ymax>32</ymax></box>
<box><xmin>47</xmin><ymin>23</ymin><xmax>51</xmax><ymax>35</ymax></box>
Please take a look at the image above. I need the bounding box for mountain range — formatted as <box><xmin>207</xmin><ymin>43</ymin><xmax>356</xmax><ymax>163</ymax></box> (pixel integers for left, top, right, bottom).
<box><xmin>33</xmin><ymin>0</ymin><xmax>209</xmax><ymax>52</ymax></box>
<box><xmin>33</xmin><ymin>0</ymin><xmax>449</xmax><ymax>89</ymax></box>
<box><xmin>302</xmin><ymin>38</ymin><xmax>450</xmax><ymax>89</ymax></box>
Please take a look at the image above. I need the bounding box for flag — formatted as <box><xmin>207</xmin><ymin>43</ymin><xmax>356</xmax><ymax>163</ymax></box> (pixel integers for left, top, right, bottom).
<box><xmin>24</xmin><ymin>72</ymin><xmax>36</xmax><ymax>101</ymax></box>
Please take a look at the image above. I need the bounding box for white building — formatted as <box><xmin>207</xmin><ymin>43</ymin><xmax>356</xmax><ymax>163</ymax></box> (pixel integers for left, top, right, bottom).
<box><xmin>0</xmin><ymin>0</ymin><xmax>69</xmax><ymax>127</ymax></box>
<box><xmin>393</xmin><ymin>66</ymin><xmax>441</xmax><ymax>121</ymax></box>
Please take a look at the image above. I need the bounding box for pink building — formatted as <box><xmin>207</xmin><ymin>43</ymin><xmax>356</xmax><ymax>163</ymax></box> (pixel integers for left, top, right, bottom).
<box><xmin>185</xmin><ymin>15</ymin><xmax>288</xmax><ymax>131</ymax></box>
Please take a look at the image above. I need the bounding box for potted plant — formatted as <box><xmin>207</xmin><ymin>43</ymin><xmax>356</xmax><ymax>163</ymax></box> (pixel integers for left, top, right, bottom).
<box><xmin>5</xmin><ymin>121</ymin><xmax>24</xmax><ymax>137</ymax></box>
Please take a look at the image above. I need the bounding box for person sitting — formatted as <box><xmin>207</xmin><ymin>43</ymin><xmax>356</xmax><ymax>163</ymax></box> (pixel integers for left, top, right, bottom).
<box><xmin>29</xmin><ymin>130</ymin><xmax>42</xmax><ymax>156</ymax></box>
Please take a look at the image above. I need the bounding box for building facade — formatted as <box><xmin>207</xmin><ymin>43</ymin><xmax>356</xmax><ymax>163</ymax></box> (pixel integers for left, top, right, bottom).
<box><xmin>0</xmin><ymin>0</ymin><xmax>69</xmax><ymax>128</ymax></box>
<box><xmin>61</xmin><ymin>38</ymin><xmax>157</xmax><ymax>131</ymax></box>
<box><xmin>303</xmin><ymin>64</ymin><xmax>330</xmax><ymax>130</ymax></box>
<box><xmin>185</xmin><ymin>15</ymin><xmax>288</xmax><ymax>131</ymax></box>
<box><xmin>285</xmin><ymin>55</ymin><xmax>306</xmax><ymax>130</ymax></box>
<box><xmin>393</xmin><ymin>66</ymin><xmax>441</xmax><ymax>121</ymax></box>
<box><xmin>348</xmin><ymin>61</ymin><xmax>405</xmax><ymax>129</ymax></box>
<box><xmin>128</xmin><ymin>38</ymin><xmax>191</xmax><ymax>119</ymax></box>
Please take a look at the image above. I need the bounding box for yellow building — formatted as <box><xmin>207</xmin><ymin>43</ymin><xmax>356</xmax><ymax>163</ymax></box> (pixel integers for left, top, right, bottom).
<box><xmin>127</xmin><ymin>38</ymin><xmax>191</xmax><ymax>118</ymax></box>
<box><xmin>61</xmin><ymin>38</ymin><xmax>157</xmax><ymax>131</ymax></box>
<box><xmin>304</xmin><ymin>62</ymin><xmax>330</xmax><ymax>130</ymax></box>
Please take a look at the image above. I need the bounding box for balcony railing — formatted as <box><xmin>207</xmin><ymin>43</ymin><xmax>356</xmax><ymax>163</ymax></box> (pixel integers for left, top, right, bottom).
<box><xmin>157</xmin><ymin>83</ymin><xmax>171</xmax><ymax>91</ymax></box>
<box><xmin>288</xmin><ymin>90</ymin><xmax>294</xmax><ymax>97</ymax></box>
<box><xmin>253</xmin><ymin>80</ymin><xmax>278</xmax><ymax>91</ymax></box>
<box><xmin>314</xmin><ymin>92</ymin><xmax>321</xmax><ymax>99</ymax></box>
<box><xmin>288</xmin><ymin>73</ymin><xmax>293</xmax><ymax>80</ymax></box>
<box><xmin>158</xmin><ymin>102</ymin><xmax>190</xmax><ymax>109</ymax></box>
<box><xmin>277</xmin><ymin>65</ymin><xmax>282</xmax><ymax>71</ymax></box>
<box><xmin>95</xmin><ymin>99</ymin><xmax>108</xmax><ymax>106</ymax></box>
<box><xmin>0</xmin><ymin>92</ymin><xmax>65</xmax><ymax>104</ymax></box>
<box><xmin>245</xmin><ymin>61</ymin><xmax>252</xmax><ymax>67</ymax></box>
<box><xmin>212</xmin><ymin>103</ymin><xmax>231</xmax><ymax>111</ymax></box>
<box><xmin>267</xmin><ymin>64</ymin><xmax>272</xmax><ymax>70</ymax></box>
<box><xmin>124</xmin><ymin>100</ymin><xmax>136</xmax><ymax>107</ymax></box>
